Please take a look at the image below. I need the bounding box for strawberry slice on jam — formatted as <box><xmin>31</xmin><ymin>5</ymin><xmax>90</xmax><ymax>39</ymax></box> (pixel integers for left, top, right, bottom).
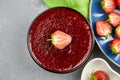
<box><xmin>89</xmin><ymin>70</ymin><xmax>109</xmax><ymax>80</ymax></box>
<box><xmin>96</xmin><ymin>20</ymin><xmax>112</xmax><ymax>38</ymax></box>
<box><xmin>48</xmin><ymin>30</ymin><xmax>72</xmax><ymax>49</ymax></box>
<box><xmin>107</xmin><ymin>12</ymin><xmax>120</xmax><ymax>27</ymax></box>
<box><xmin>101</xmin><ymin>0</ymin><xmax>116</xmax><ymax>13</ymax></box>
<box><xmin>115</xmin><ymin>25</ymin><xmax>120</xmax><ymax>39</ymax></box>
<box><xmin>109</xmin><ymin>39</ymin><xmax>120</xmax><ymax>54</ymax></box>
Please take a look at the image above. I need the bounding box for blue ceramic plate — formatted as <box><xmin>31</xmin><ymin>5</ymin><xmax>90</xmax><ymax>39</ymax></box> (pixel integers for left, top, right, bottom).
<box><xmin>90</xmin><ymin>0</ymin><xmax>120</xmax><ymax>67</ymax></box>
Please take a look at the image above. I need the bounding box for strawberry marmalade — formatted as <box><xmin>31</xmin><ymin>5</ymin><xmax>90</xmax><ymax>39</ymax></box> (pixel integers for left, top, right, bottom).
<box><xmin>28</xmin><ymin>7</ymin><xmax>93</xmax><ymax>73</ymax></box>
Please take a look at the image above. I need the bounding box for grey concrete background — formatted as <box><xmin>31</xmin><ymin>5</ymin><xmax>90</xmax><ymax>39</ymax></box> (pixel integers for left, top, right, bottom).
<box><xmin>0</xmin><ymin>0</ymin><xmax>119</xmax><ymax>80</ymax></box>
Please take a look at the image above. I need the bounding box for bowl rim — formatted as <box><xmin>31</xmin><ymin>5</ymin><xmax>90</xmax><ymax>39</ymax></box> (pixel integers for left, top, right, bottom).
<box><xmin>27</xmin><ymin>7</ymin><xmax>95</xmax><ymax>73</ymax></box>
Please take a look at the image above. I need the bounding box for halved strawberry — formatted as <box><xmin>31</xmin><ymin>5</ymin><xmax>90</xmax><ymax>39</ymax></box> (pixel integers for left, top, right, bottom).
<box><xmin>115</xmin><ymin>0</ymin><xmax>120</xmax><ymax>8</ymax></box>
<box><xmin>101</xmin><ymin>0</ymin><xmax>116</xmax><ymax>13</ymax></box>
<box><xmin>107</xmin><ymin>12</ymin><xmax>120</xmax><ymax>27</ymax></box>
<box><xmin>47</xmin><ymin>30</ymin><xmax>72</xmax><ymax>49</ymax></box>
<box><xmin>115</xmin><ymin>25</ymin><xmax>120</xmax><ymax>39</ymax></box>
<box><xmin>96</xmin><ymin>20</ymin><xmax>112</xmax><ymax>38</ymax></box>
<box><xmin>89</xmin><ymin>70</ymin><xmax>109</xmax><ymax>80</ymax></box>
<box><xmin>109</xmin><ymin>39</ymin><xmax>120</xmax><ymax>54</ymax></box>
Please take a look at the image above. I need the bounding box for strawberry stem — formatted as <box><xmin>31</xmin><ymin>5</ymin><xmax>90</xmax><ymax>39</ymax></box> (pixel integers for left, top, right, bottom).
<box><xmin>47</xmin><ymin>39</ymin><xmax>52</xmax><ymax>41</ymax></box>
<box><xmin>47</xmin><ymin>35</ymin><xmax>54</xmax><ymax>45</ymax></box>
<box><xmin>105</xmin><ymin>34</ymin><xmax>109</xmax><ymax>39</ymax></box>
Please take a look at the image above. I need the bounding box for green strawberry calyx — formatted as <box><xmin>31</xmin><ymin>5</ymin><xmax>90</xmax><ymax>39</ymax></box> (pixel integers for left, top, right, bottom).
<box><xmin>47</xmin><ymin>34</ymin><xmax>55</xmax><ymax>45</ymax></box>
<box><xmin>110</xmin><ymin>45</ymin><xmax>117</xmax><ymax>54</ymax></box>
<box><xmin>115</xmin><ymin>26</ymin><xmax>120</xmax><ymax>33</ymax></box>
<box><xmin>106</xmin><ymin>16</ymin><xmax>112</xmax><ymax>24</ymax></box>
<box><xmin>89</xmin><ymin>73</ymin><xmax>97</xmax><ymax>80</ymax></box>
<box><xmin>101</xmin><ymin>0</ymin><xmax>105</xmax><ymax>7</ymax></box>
<box><xmin>105</xmin><ymin>33</ymin><xmax>110</xmax><ymax>39</ymax></box>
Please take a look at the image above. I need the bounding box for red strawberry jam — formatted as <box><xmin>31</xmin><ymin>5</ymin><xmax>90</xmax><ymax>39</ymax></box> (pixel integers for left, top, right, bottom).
<box><xmin>28</xmin><ymin>7</ymin><xmax>93</xmax><ymax>73</ymax></box>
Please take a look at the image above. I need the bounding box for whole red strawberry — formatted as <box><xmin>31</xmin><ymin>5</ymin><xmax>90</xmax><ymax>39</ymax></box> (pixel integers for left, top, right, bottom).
<box><xmin>89</xmin><ymin>70</ymin><xmax>109</xmax><ymax>80</ymax></box>
<box><xmin>109</xmin><ymin>39</ymin><xmax>120</xmax><ymax>54</ymax></box>
<box><xmin>101</xmin><ymin>0</ymin><xmax>116</xmax><ymax>13</ymax></box>
<box><xmin>96</xmin><ymin>20</ymin><xmax>112</xmax><ymax>38</ymax></box>
<box><xmin>115</xmin><ymin>0</ymin><xmax>120</xmax><ymax>8</ymax></box>
<box><xmin>115</xmin><ymin>25</ymin><xmax>120</xmax><ymax>39</ymax></box>
<box><xmin>107</xmin><ymin>12</ymin><xmax>120</xmax><ymax>27</ymax></box>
